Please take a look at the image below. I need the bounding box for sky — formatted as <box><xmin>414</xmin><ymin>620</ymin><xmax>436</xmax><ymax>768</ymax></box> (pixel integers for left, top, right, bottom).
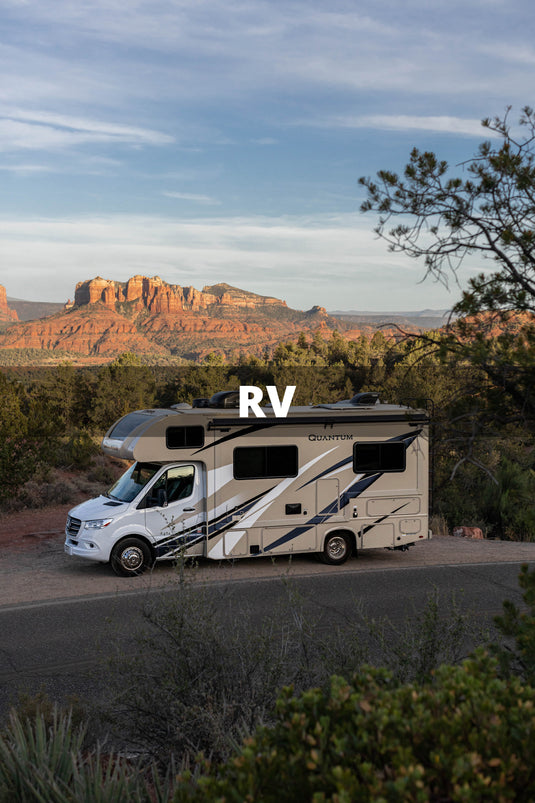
<box><xmin>0</xmin><ymin>0</ymin><xmax>533</xmax><ymax>312</ymax></box>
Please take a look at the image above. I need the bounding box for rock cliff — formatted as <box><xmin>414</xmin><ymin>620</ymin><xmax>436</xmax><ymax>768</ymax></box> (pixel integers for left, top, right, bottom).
<box><xmin>0</xmin><ymin>275</ymin><xmax>355</xmax><ymax>360</ymax></box>
<box><xmin>0</xmin><ymin>285</ymin><xmax>18</xmax><ymax>323</ymax></box>
<box><xmin>73</xmin><ymin>276</ymin><xmax>288</xmax><ymax>316</ymax></box>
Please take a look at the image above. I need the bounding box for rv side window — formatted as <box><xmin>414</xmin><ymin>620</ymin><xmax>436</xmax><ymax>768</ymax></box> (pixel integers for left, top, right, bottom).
<box><xmin>233</xmin><ymin>445</ymin><xmax>298</xmax><ymax>479</ymax></box>
<box><xmin>109</xmin><ymin>412</ymin><xmax>153</xmax><ymax>439</ymax></box>
<box><xmin>166</xmin><ymin>426</ymin><xmax>204</xmax><ymax>449</ymax></box>
<box><xmin>353</xmin><ymin>442</ymin><xmax>406</xmax><ymax>473</ymax></box>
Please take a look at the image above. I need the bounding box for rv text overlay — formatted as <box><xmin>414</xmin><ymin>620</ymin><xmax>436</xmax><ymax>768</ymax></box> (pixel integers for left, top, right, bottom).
<box><xmin>240</xmin><ymin>386</ymin><xmax>296</xmax><ymax>417</ymax></box>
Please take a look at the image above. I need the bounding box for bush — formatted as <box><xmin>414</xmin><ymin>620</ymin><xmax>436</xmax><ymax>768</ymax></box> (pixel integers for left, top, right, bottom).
<box><xmin>99</xmin><ymin>572</ymin><xmax>484</xmax><ymax>768</ymax></box>
<box><xmin>100</xmin><ymin>574</ymin><xmax>343</xmax><ymax>766</ymax></box>
<box><xmin>14</xmin><ymin>478</ymin><xmax>79</xmax><ymax>509</ymax></box>
<box><xmin>173</xmin><ymin>653</ymin><xmax>535</xmax><ymax>802</ymax></box>
<box><xmin>483</xmin><ymin>458</ymin><xmax>535</xmax><ymax>541</ymax></box>
<box><xmin>364</xmin><ymin>586</ymin><xmax>485</xmax><ymax>685</ymax></box>
<box><xmin>0</xmin><ymin>707</ymin><xmax>171</xmax><ymax>803</ymax></box>
<box><xmin>86</xmin><ymin>455</ymin><xmax>124</xmax><ymax>486</ymax></box>
<box><xmin>493</xmin><ymin>563</ymin><xmax>535</xmax><ymax>683</ymax></box>
<box><xmin>0</xmin><ymin>438</ymin><xmax>44</xmax><ymax>503</ymax></box>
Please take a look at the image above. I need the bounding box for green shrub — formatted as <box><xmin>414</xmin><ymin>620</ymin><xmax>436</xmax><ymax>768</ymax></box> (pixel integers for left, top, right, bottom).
<box><xmin>493</xmin><ymin>563</ymin><xmax>535</xmax><ymax>683</ymax></box>
<box><xmin>482</xmin><ymin>458</ymin><xmax>535</xmax><ymax>541</ymax></box>
<box><xmin>0</xmin><ymin>707</ymin><xmax>171</xmax><ymax>803</ymax></box>
<box><xmin>63</xmin><ymin>430</ymin><xmax>100</xmax><ymax>469</ymax></box>
<box><xmin>0</xmin><ymin>438</ymin><xmax>44</xmax><ymax>503</ymax></box>
<box><xmin>9</xmin><ymin>688</ymin><xmax>89</xmax><ymax>741</ymax></box>
<box><xmin>173</xmin><ymin>653</ymin><xmax>535</xmax><ymax>802</ymax></box>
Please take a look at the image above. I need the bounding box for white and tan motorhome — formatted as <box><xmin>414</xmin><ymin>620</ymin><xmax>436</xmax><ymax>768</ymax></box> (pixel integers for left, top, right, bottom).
<box><xmin>64</xmin><ymin>391</ymin><xmax>431</xmax><ymax>576</ymax></box>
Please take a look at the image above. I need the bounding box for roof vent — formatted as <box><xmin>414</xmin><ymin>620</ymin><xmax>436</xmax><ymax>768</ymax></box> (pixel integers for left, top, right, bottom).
<box><xmin>170</xmin><ymin>402</ymin><xmax>192</xmax><ymax>410</ymax></box>
<box><xmin>209</xmin><ymin>390</ymin><xmax>240</xmax><ymax>408</ymax></box>
<box><xmin>350</xmin><ymin>392</ymin><xmax>379</xmax><ymax>406</ymax></box>
<box><xmin>192</xmin><ymin>397</ymin><xmax>211</xmax><ymax>408</ymax></box>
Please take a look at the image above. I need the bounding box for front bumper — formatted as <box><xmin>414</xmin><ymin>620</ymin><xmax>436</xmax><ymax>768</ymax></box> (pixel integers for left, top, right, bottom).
<box><xmin>64</xmin><ymin>533</ymin><xmax>109</xmax><ymax>562</ymax></box>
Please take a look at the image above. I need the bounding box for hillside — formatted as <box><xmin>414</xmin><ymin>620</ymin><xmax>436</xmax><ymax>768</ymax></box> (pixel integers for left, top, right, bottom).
<box><xmin>0</xmin><ymin>275</ymin><xmax>368</xmax><ymax>362</ymax></box>
<box><xmin>7</xmin><ymin>297</ymin><xmax>64</xmax><ymax>321</ymax></box>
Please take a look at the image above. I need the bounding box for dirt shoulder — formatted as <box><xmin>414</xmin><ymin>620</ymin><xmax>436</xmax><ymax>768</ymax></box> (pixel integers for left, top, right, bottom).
<box><xmin>0</xmin><ymin>505</ymin><xmax>72</xmax><ymax>552</ymax></box>
<box><xmin>2</xmin><ymin>505</ymin><xmax>535</xmax><ymax>609</ymax></box>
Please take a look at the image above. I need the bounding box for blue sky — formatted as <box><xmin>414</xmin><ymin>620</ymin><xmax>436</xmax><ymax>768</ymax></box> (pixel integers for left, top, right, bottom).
<box><xmin>0</xmin><ymin>0</ymin><xmax>532</xmax><ymax>311</ymax></box>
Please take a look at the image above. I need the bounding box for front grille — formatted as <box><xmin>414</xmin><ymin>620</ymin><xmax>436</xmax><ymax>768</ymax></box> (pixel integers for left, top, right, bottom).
<box><xmin>66</xmin><ymin>516</ymin><xmax>82</xmax><ymax>536</ymax></box>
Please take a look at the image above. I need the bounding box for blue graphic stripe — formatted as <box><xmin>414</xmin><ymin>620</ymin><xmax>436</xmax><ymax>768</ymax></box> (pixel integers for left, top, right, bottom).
<box><xmin>339</xmin><ymin>473</ymin><xmax>381</xmax><ymax>508</ymax></box>
<box><xmin>297</xmin><ymin>455</ymin><xmax>353</xmax><ymax>490</ymax></box>
<box><xmin>264</xmin><ymin>524</ymin><xmax>315</xmax><ymax>552</ymax></box>
<box><xmin>264</xmin><ymin>431</ymin><xmax>423</xmax><ymax>554</ymax></box>
<box><xmin>153</xmin><ymin>488</ymin><xmax>273</xmax><ymax>558</ymax></box>
<box><xmin>207</xmin><ymin>488</ymin><xmax>274</xmax><ymax>538</ymax></box>
<box><xmin>194</xmin><ymin>422</ymin><xmax>275</xmax><ymax>454</ymax></box>
<box><xmin>155</xmin><ymin>533</ymin><xmax>205</xmax><ymax>557</ymax></box>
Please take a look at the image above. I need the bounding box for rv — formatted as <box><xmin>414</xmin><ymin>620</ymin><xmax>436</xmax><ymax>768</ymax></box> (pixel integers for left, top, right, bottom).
<box><xmin>64</xmin><ymin>391</ymin><xmax>430</xmax><ymax>576</ymax></box>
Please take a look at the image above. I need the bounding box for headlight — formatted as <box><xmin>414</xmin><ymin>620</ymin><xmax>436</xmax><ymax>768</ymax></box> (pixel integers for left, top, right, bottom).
<box><xmin>84</xmin><ymin>518</ymin><xmax>113</xmax><ymax>529</ymax></box>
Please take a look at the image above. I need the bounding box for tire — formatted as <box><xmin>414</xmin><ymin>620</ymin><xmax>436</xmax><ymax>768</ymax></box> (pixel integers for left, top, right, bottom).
<box><xmin>320</xmin><ymin>532</ymin><xmax>352</xmax><ymax>565</ymax></box>
<box><xmin>110</xmin><ymin>537</ymin><xmax>153</xmax><ymax>577</ymax></box>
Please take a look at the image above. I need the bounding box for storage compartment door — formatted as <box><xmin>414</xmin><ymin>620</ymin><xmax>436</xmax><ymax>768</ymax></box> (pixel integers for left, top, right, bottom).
<box><xmin>223</xmin><ymin>529</ymin><xmax>249</xmax><ymax>557</ymax></box>
<box><xmin>359</xmin><ymin>522</ymin><xmax>395</xmax><ymax>549</ymax></box>
<box><xmin>262</xmin><ymin>524</ymin><xmax>316</xmax><ymax>555</ymax></box>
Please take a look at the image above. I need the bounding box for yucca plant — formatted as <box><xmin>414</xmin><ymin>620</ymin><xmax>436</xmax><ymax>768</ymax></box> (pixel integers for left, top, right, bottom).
<box><xmin>0</xmin><ymin>707</ymin><xmax>83</xmax><ymax>801</ymax></box>
<box><xmin>0</xmin><ymin>707</ymin><xmax>171</xmax><ymax>802</ymax></box>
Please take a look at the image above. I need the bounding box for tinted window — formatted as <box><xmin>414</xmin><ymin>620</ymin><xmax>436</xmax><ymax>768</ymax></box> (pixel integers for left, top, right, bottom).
<box><xmin>353</xmin><ymin>442</ymin><xmax>405</xmax><ymax>473</ymax></box>
<box><xmin>166</xmin><ymin>426</ymin><xmax>204</xmax><ymax>449</ymax></box>
<box><xmin>149</xmin><ymin>465</ymin><xmax>195</xmax><ymax>505</ymax></box>
<box><xmin>234</xmin><ymin>445</ymin><xmax>298</xmax><ymax>479</ymax></box>
<box><xmin>109</xmin><ymin>412</ymin><xmax>153</xmax><ymax>439</ymax></box>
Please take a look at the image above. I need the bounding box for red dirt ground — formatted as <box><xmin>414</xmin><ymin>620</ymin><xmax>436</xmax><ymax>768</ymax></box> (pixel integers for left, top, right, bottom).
<box><xmin>0</xmin><ymin>505</ymin><xmax>74</xmax><ymax>552</ymax></box>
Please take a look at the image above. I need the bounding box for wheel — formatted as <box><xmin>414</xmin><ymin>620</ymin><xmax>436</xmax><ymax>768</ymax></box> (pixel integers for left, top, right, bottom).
<box><xmin>320</xmin><ymin>532</ymin><xmax>352</xmax><ymax>565</ymax></box>
<box><xmin>110</xmin><ymin>537</ymin><xmax>153</xmax><ymax>577</ymax></box>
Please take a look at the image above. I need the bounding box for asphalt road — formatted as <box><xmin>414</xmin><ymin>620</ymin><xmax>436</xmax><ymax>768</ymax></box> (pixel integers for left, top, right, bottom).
<box><xmin>0</xmin><ymin>560</ymin><xmax>530</xmax><ymax>719</ymax></box>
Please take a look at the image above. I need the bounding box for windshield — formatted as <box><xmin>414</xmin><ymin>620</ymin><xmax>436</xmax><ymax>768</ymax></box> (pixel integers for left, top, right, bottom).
<box><xmin>107</xmin><ymin>462</ymin><xmax>161</xmax><ymax>502</ymax></box>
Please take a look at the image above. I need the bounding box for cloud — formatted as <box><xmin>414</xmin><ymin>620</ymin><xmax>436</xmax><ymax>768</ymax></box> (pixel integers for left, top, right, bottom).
<box><xmin>0</xmin><ymin>107</ymin><xmax>173</xmax><ymax>152</ymax></box>
<box><xmin>476</xmin><ymin>41</ymin><xmax>535</xmax><ymax>66</ymax></box>
<box><xmin>0</xmin><ymin>162</ymin><xmax>54</xmax><ymax>173</ymax></box>
<box><xmin>163</xmin><ymin>191</ymin><xmax>220</xmax><ymax>205</ymax></box>
<box><xmin>2</xmin><ymin>0</ymin><xmax>532</xmax><ymax>111</ymax></box>
<box><xmin>297</xmin><ymin>114</ymin><xmax>495</xmax><ymax>138</ymax></box>
<box><xmin>0</xmin><ymin>212</ymin><xmax>466</xmax><ymax>311</ymax></box>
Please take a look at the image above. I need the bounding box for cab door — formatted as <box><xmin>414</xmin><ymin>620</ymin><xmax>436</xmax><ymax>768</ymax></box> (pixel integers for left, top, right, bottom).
<box><xmin>143</xmin><ymin>463</ymin><xmax>206</xmax><ymax>558</ymax></box>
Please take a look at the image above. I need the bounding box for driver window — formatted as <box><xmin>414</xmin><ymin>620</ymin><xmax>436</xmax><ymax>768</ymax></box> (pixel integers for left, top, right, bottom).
<box><xmin>150</xmin><ymin>466</ymin><xmax>194</xmax><ymax>506</ymax></box>
<box><xmin>166</xmin><ymin>466</ymin><xmax>195</xmax><ymax>503</ymax></box>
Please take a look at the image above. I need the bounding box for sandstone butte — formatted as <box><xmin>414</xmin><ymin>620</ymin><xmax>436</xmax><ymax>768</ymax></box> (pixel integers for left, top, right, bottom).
<box><xmin>0</xmin><ymin>275</ymin><xmax>372</xmax><ymax>362</ymax></box>
<box><xmin>0</xmin><ymin>285</ymin><xmax>18</xmax><ymax>324</ymax></box>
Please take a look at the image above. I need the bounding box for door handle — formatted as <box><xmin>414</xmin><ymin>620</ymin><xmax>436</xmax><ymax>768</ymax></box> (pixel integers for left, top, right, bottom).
<box><xmin>183</xmin><ymin>507</ymin><xmax>196</xmax><ymax>511</ymax></box>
